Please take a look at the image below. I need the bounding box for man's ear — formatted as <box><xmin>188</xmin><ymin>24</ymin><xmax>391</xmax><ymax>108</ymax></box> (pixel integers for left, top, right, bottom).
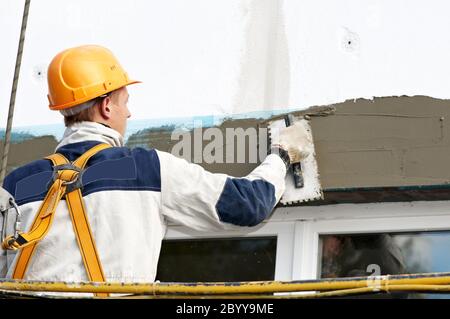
<box><xmin>98</xmin><ymin>96</ymin><xmax>112</xmax><ymax>120</ymax></box>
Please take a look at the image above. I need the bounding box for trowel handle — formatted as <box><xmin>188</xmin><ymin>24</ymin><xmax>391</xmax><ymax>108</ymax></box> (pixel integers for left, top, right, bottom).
<box><xmin>284</xmin><ymin>114</ymin><xmax>304</xmax><ymax>188</ymax></box>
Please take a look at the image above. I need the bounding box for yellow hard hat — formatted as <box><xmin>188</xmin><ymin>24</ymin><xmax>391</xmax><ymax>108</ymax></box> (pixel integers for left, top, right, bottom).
<box><xmin>47</xmin><ymin>45</ymin><xmax>140</xmax><ymax>110</ymax></box>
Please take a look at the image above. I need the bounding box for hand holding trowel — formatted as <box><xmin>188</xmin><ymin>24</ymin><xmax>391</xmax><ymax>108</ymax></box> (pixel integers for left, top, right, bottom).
<box><xmin>269</xmin><ymin>114</ymin><xmax>323</xmax><ymax>204</ymax></box>
<box><xmin>283</xmin><ymin>114</ymin><xmax>307</xmax><ymax>188</ymax></box>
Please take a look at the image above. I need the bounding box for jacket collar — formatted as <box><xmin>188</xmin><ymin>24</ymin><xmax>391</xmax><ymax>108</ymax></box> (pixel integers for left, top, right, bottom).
<box><xmin>56</xmin><ymin>121</ymin><xmax>124</xmax><ymax>151</ymax></box>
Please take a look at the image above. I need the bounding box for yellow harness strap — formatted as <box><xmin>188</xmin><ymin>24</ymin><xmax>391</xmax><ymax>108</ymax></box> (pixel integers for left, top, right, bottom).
<box><xmin>7</xmin><ymin>143</ymin><xmax>111</xmax><ymax>297</ymax></box>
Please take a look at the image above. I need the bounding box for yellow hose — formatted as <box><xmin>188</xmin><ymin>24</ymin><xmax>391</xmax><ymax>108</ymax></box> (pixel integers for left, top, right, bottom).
<box><xmin>1</xmin><ymin>272</ymin><xmax>450</xmax><ymax>297</ymax></box>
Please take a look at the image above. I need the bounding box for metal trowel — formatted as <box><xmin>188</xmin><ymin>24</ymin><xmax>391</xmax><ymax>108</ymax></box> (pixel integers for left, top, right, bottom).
<box><xmin>268</xmin><ymin>114</ymin><xmax>323</xmax><ymax>204</ymax></box>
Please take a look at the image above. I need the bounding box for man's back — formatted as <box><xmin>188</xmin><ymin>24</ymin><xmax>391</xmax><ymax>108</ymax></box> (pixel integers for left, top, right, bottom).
<box><xmin>2</xmin><ymin>129</ymin><xmax>163</xmax><ymax>282</ymax></box>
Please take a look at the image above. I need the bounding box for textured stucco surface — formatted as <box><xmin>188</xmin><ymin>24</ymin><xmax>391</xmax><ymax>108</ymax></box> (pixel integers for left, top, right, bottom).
<box><xmin>131</xmin><ymin>95</ymin><xmax>450</xmax><ymax>189</ymax></box>
<box><xmin>312</xmin><ymin>96</ymin><xmax>450</xmax><ymax>188</ymax></box>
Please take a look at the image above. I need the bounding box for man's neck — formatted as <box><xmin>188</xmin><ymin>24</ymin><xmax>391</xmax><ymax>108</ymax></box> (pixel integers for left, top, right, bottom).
<box><xmin>97</xmin><ymin>122</ymin><xmax>111</xmax><ymax>129</ymax></box>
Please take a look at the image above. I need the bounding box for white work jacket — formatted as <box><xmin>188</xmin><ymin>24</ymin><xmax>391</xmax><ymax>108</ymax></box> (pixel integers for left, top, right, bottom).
<box><xmin>0</xmin><ymin>121</ymin><xmax>286</xmax><ymax>286</ymax></box>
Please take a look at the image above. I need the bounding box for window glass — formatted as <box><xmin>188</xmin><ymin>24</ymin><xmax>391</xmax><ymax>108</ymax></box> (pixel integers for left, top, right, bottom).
<box><xmin>156</xmin><ymin>237</ymin><xmax>277</xmax><ymax>282</ymax></box>
<box><xmin>319</xmin><ymin>231</ymin><xmax>450</xmax><ymax>298</ymax></box>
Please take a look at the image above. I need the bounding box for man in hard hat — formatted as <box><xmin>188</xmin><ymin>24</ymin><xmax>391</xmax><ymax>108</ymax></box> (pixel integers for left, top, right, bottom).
<box><xmin>0</xmin><ymin>45</ymin><xmax>310</xmax><ymax>292</ymax></box>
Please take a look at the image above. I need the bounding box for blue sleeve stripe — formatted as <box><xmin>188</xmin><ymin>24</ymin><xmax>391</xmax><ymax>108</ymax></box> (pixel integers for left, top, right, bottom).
<box><xmin>215</xmin><ymin>178</ymin><xmax>276</xmax><ymax>226</ymax></box>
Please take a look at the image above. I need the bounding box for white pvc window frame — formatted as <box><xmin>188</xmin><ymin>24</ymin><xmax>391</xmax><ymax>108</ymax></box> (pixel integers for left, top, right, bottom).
<box><xmin>164</xmin><ymin>200</ymin><xmax>450</xmax><ymax>282</ymax></box>
<box><xmin>287</xmin><ymin>201</ymin><xmax>450</xmax><ymax>281</ymax></box>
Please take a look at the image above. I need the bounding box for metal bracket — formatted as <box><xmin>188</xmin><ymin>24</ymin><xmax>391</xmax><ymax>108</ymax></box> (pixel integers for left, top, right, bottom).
<box><xmin>50</xmin><ymin>164</ymin><xmax>85</xmax><ymax>194</ymax></box>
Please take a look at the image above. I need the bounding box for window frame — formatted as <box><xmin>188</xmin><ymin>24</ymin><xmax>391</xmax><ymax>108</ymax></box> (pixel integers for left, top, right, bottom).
<box><xmin>286</xmin><ymin>201</ymin><xmax>450</xmax><ymax>280</ymax></box>
<box><xmin>164</xmin><ymin>221</ymin><xmax>296</xmax><ymax>281</ymax></box>
<box><xmin>164</xmin><ymin>200</ymin><xmax>450</xmax><ymax>282</ymax></box>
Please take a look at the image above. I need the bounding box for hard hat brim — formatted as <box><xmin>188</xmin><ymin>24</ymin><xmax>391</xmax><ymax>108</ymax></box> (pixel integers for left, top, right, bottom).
<box><xmin>49</xmin><ymin>80</ymin><xmax>141</xmax><ymax>111</ymax></box>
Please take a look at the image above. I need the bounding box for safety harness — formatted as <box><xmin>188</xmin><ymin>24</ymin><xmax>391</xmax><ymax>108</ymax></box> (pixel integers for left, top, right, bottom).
<box><xmin>2</xmin><ymin>143</ymin><xmax>111</xmax><ymax>297</ymax></box>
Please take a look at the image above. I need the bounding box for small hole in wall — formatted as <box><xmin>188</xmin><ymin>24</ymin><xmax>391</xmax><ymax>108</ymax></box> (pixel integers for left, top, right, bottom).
<box><xmin>340</xmin><ymin>29</ymin><xmax>360</xmax><ymax>53</ymax></box>
<box><xmin>32</xmin><ymin>64</ymin><xmax>47</xmax><ymax>82</ymax></box>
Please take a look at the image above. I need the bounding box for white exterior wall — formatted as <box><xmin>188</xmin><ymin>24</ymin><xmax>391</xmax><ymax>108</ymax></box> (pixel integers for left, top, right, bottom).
<box><xmin>1</xmin><ymin>0</ymin><xmax>450</xmax><ymax>128</ymax></box>
<box><xmin>0</xmin><ymin>0</ymin><xmax>25</xmax><ymax>126</ymax></box>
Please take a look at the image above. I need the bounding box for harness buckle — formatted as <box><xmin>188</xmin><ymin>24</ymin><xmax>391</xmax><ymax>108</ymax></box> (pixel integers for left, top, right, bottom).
<box><xmin>51</xmin><ymin>164</ymin><xmax>85</xmax><ymax>194</ymax></box>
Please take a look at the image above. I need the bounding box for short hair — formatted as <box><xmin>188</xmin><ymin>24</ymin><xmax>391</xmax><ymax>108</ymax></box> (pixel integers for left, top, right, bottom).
<box><xmin>62</xmin><ymin>92</ymin><xmax>113</xmax><ymax>127</ymax></box>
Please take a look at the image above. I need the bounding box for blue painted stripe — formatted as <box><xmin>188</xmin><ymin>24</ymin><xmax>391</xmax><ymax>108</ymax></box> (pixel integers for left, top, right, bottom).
<box><xmin>5</xmin><ymin>109</ymin><xmax>298</xmax><ymax>143</ymax></box>
<box><xmin>215</xmin><ymin>178</ymin><xmax>276</xmax><ymax>226</ymax></box>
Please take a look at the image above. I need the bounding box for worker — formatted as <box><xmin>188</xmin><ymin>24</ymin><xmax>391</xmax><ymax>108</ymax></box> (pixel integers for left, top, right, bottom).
<box><xmin>321</xmin><ymin>234</ymin><xmax>409</xmax><ymax>298</ymax></box>
<box><xmin>0</xmin><ymin>45</ymin><xmax>310</xmax><ymax>293</ymax></box>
